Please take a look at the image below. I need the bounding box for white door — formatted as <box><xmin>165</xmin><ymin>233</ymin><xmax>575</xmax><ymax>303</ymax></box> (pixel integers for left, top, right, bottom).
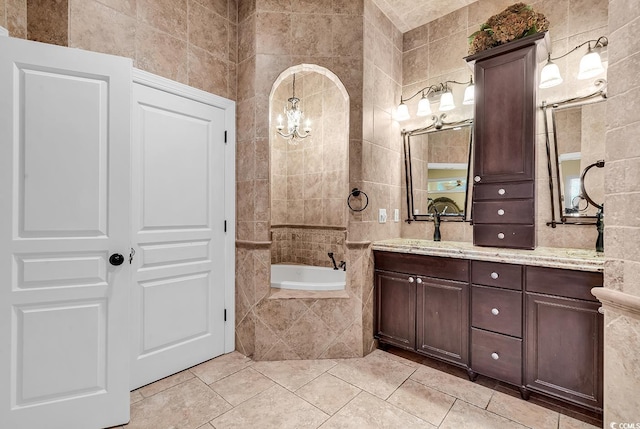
<box><xmin>130</xmin><ymin>72</ymin><xmax>227</xmax><ymax>389</ymax></box>
<box><xmin>0</xmin><ymin>37</ymin><xmax>131</xmax><ymax>428</ymax></box>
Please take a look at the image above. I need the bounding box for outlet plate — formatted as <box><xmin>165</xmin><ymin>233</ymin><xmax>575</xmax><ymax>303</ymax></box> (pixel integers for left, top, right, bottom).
<box><xmin>378</xmin><ymin>208</ymin><xmax>387</xmax><ymax>223</ymax></box>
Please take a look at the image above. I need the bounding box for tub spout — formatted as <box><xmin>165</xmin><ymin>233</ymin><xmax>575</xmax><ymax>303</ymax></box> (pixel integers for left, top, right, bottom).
<box><xmin>328</xmin><ymin>252</ymin><xmax>338</xmax><ymax>270</ymax></box>
<box><xmin>339</xmin><ymin>261</ymin><xmax>346</xmax><ymax>271</ymax></box>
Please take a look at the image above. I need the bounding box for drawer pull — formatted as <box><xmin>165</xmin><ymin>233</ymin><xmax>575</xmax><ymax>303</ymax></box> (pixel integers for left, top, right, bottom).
<box><xmin>491</xmin><ymin>352</ymin><xmax>499</xmax><ymax>360</ymax></box>
<box><xmin>598</xmin><ymin>306</ymin><xmax>604</xmax><ymax>314</ymax></box>
<box><xmin>416</xmin><ymin>278</ymin><xmax>423</xmax><ymax>284</ymax></box>
<box><xmin>498</xmin><ymin>209</ymin><xmax>505</xmax><ymax>216</ymax></box>
<box><xmin>498</xmin><ymin>188</ymin><xmax>506</xmax><ymax>195</ymax></box>
<box><xmin>491</xmin><ymin>308</ymin><xmax>500</xmax><ymax>316</ymax></box>
<box><xmin>408</xmin><ymin>276</ymin><xmax>414</xmax><ymax>283</ymax></box>
<box><xmin>497</xmin><ymin>232</ymin><xmax>505</xmax><ymax>240</ymax></box>
<box><xmin>490</xmin><ymin>272</ymin><xmax>499</xmax><ymax>279</ymax></box>
<box><xmin>474</xmin><ymin>176</ymin><xmax>481</xmax><ymax>182</ymax></box>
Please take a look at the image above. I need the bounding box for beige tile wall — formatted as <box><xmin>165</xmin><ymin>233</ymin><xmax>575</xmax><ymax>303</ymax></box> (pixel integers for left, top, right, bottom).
<box><xmin>602</xmin><ymin>0</ymin><xmax>640</xmax><ymax>424</ymax></box>
<box><xmin>399</xmin><ymin>0</ymin><xmax>609</xmax><ymax>248</ymax></box>
<box><xmin>17</xmin><ymin>0</ymin><xmax>237</xmax><ymax>99</ymax></box>
<box><xmin>271</xmin><ymin>227</ymin><xmax>346</xmax><ymax>267</ymax></box>
<box><xmin>3</xmin><ymin>0</ymin><xmax>26</xmax><ymax>38</ymax></box>
<box><xmin>270</xmin><ymin>72</ymin><xmax>349</xmax><ymax>228</ymax></box>
<box><xmin>27</xmin><ymin>0</ymin><xmax>68</xmax><ymax>45</ymax></box>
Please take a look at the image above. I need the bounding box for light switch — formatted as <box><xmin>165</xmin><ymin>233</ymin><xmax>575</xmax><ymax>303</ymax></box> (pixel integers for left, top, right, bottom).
<box><xmin>394</xmin><ymin>209</ymin><xmax>400</xmax><ymax>222</ymax></box>
<box><xmin>378</xmin><ymin>209</ymin><xmax>387</xmax><ymax>223</ymax></box>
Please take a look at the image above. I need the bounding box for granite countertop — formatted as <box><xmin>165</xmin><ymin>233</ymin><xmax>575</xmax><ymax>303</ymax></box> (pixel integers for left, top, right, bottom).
<box><xmin>372</xmin><ymin>239</ymin><xmax>605</xmax><ymax>272</ymax></box>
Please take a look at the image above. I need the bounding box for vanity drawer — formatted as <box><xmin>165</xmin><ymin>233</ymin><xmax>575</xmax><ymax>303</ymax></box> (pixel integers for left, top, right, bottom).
<box><xmin>473</xmin><ymin>182</ymin><xmax>534</xmax><ymax>201</ymax></box>
<box><xmin>471</xmin><ymin>328</ymin><xmax>522</xmax><ymax>385</ymax></box>
<box><xmin>472</xmin><ymin>200</ymin><xmax>534</xmax><ymax>224</ymax></box>
<box><xmin>373</xmin><ymin>251</ymin><xmax>469</xmax><ymax>282</ymax></box>
<box><xmin>473</xmin><ymin>224</ymin><xmax>535</xmax><ymax>250</ymax></box>
<box><xmin>472</xmin><ymin>285</ymin><xmax>522</xmax><ymax>337</ymax></box>
<box><xmin>526</xmin><ymin>266</ymin><xmax>603</xmax><ymax>302</ymax></box>
<box><xmin>471</xmin><ymin>261</ymin><xmax>522</xmax><ymax>290</ymax></box>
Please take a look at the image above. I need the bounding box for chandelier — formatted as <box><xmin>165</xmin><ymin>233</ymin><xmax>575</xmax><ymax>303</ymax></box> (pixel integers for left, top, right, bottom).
<box><xmin>276</xmin><ymin>74</ymin><xmax>311</xmax><ymax>144</ymax></box>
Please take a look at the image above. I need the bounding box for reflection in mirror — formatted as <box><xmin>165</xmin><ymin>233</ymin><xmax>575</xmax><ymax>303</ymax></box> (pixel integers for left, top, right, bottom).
<box><xmin>403</xmin><ymin>120</ymin><xmax>472</xmax><ymax>222</ymax></box>
<box><xmin>543</xmin><ymin>80</ymin><xmax>606</xmax><ymax>226</ymax></box>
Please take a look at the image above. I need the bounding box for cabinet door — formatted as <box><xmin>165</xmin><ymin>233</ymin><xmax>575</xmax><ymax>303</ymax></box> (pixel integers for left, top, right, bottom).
<box><xmin>525</xmin><ymin>293</ymin><xmax>603</xmax><ymax>411</ymax></box>
<box><xmin>416</xmin><ymin>277</ymin><xmax>469</xmax><ymax>366</ymax></box>
<box><xmin>375</xmin><ymin>271</ymin><xmax>416</xmax><ymax>350</ymax></box>
<box><xmin>474</xmin><ymin>44</ymin><xmax>536</xmax><ymax>183</ymax></box>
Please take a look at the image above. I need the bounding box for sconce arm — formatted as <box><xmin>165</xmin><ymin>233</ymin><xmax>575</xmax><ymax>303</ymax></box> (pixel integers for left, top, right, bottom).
<box><xmin>549</xmin><ymin>36</ymin><xmax>608</xmax><ymax>61</ymax></box>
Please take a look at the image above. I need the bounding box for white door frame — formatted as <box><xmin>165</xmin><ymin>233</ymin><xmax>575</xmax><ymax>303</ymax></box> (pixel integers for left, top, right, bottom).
<box><xmin>131</xmin><ymin>69</ymin><xmax>236</xmax><ymax>354</ymax></box>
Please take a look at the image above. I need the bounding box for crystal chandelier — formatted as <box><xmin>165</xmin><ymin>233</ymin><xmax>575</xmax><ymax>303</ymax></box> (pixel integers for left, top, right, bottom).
<box><xmin>276</xmin><ymin>74</ymin><xmax>311</xmax><ymax>144</ymax></box>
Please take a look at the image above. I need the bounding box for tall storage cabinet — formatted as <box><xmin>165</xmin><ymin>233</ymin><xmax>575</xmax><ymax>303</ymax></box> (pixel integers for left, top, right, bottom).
<box><xmin>466</xmin><ymin>33</ymin><xmax>547</xmax><ymax>249</ymax></box>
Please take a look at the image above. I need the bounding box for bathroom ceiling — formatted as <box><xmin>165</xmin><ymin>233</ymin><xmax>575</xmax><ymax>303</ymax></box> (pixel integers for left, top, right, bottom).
<box><xmin>371</xmin><ymin>0</ymin><xmax>476</xmax><ymax>33</ymax></box>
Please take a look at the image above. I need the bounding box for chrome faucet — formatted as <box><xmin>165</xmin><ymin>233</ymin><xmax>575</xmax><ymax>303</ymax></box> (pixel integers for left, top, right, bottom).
<box><xmin>428</xmin><ymin>198</ymin><xmax>442</xmax><ymax>242</ymax></box>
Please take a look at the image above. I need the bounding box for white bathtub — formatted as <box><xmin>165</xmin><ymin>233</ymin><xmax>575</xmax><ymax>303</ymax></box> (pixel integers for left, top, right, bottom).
<box><xmin>271</xmin><ymin>264</ymin><xmax>346</xmax><ymax>291</ymax></box>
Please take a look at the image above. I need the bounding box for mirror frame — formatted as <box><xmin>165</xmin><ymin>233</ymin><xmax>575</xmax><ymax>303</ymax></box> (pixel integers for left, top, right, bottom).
<box><xmin>403</xmin><ymin>117</ymin><xmax>473</xmax><ymax>223</ymax></box>
<box><xmin>542</xmin><ymin>79</ymin><xmax>607</xmax><ymax>227</ymax></box>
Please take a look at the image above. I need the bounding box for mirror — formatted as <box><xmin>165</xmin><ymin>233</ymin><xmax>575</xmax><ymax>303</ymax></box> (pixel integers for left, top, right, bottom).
<box><xmin>543</xmin><ymin>81</ymin><xmax>606</xmax><ymax>226</ymax></box>
<box><xmin>403</xmin><ymin>118</ymin><xmax>473</xmax><ymax>222</ymax></box>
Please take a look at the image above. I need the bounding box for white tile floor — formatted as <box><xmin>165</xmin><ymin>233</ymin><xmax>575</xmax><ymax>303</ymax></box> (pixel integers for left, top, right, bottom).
<box><xmin>111</xmin><ymin>348</ymin><xmax>603</xmax><ymax>429</ymax></box>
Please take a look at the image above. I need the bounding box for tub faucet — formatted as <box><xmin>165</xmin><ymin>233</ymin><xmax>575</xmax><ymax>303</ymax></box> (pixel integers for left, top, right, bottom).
<box><xmin>339</xmin><ymin>261</ymin><xmax>346</xmax><ymax>271</ymax></box>
<box><xmin>328</xmin><ymin>252</ymin><xmax>338</xmax><ymax>270</ymax></box>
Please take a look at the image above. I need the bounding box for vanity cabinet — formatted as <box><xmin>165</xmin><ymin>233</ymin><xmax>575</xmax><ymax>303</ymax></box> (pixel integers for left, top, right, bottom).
<box><xmin>374</xmin><ymin>251</ymin><xmax>470</xmax><ymax>367</ymax></box>
<box><xmin>470</xmin><ymin>261</ymin><xmax>523</xmax><ymax>386</ymax></box>
<box><xmin>467</xmin><ymin>33</ymin><xmax>546</xmax><ymax>250</ymax></box>
<box><xmin>373</xmin><ymin>247</ymin><xmax>603</xmax><ymax>413</ymax></box>
<box><xmin>524</xmin><ymin>266</ymin><xmax>603</xmax><ymax>410</ymax></box>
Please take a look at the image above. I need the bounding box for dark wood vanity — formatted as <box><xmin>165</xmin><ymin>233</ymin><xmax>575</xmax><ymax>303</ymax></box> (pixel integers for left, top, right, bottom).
<box><xmin>373</xmin><ymin>247</ymin><xmax>603</xmax><ymax>412</ymax></box>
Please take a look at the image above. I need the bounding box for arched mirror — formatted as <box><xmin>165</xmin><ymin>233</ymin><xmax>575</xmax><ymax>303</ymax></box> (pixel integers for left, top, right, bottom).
<box><xmin>542</xmin><ymin>79</ymin><xmax>606</xmax><ymax>226</ymax></box>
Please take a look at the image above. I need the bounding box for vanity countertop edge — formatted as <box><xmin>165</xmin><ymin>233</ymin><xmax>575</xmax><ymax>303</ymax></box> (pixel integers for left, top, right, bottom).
<box><xmin>372</xmin><ymin>239</ymin><xmax>604</xmax><ymax>272</ymax></box>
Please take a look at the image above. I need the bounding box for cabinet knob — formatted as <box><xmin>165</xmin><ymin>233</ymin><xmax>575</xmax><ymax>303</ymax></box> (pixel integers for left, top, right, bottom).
<box><xmin>416</xmin><ymin>278</ymin><xmax>423</xmax><ymax>284</ymax></box>
<box><xmin>498</xmin><ymin>188</ymin><xmax>506</xmax><ymax>195</ymax></box>
<box><xmin>497</xmin><ymin>232</ymin><xmax>505</xmax><ymax>240</ymax></box>
<box><xmin>490</xmin><ymin>272</ymin><xmax>499</xmax><ymax>279</ymax></box>
<box><xmin>491</xmin><ymin>308</ymin><xmax>500</xmax><ymax>316</ymax></box>
<box><xmin>598</xmin><ymin>306</ymin><xmax>604</xmax><ymax>314</ymax></box>
<box><xmin>408</xmin><ymin>276</ymin><xmax>415</xmax><ymax>283</ymax></box>
<box><xmin>491</xmin><ymin>352</ymin><xmax>500</xmax><ymax>360</ymax></box>
<box><xmin>474</xmin><ymin>176</ymin><xmax>481</xmax><ymax>183</ymax></box>
<box><xmin>497</xmin><ymin>209</ymin><xmax>505</xmax><ymax>216</ymax></box>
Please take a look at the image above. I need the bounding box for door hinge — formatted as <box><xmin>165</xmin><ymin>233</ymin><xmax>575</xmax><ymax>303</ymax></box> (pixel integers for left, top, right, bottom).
<box><xmin>224</xmin><ymin>130</ymin><xmax>227</xmax><ymax>143</ymax></box>
<box><xmin>224</xmin><ymin>309</ymin><xmax>227</xmax><ymax>322</ymax></box>
<box><xmin>224</xmin><ymin>220</ymin><xmax>227</xmax><ymax>232</ymax></box>
<box><xmin>129</xmin><ymin>247</ymin><xmax>135</xmax><ymax>264</ymax></box>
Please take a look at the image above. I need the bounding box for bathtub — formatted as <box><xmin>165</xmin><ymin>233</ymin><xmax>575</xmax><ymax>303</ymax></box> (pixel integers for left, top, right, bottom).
<box><xmin>271</xmin><ymin>264</ymin><xmax>346</xmax><ymax>291</ymax></box>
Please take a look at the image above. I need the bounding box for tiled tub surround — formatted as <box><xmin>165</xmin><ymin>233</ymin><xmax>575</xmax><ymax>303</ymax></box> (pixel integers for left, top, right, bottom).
<box><xmin>271</xmin><ymin>227</ymin><xmax>346</xmax><ymax>268</ymax></box>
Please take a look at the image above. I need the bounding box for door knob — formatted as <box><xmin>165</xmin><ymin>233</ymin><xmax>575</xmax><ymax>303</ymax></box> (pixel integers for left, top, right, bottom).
<box><xmin>109</xmin><ymin>253</ymin><xmax>125</xmax><ymax>266</ymax></box>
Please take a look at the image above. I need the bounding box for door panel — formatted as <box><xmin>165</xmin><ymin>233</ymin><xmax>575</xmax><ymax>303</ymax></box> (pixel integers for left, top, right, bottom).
<box><xmin>131</xmin><ymin>80</ymin><xmax>226</xmax><ymax>390</ymax></box>
<box><xmin>0</xmin><ymin>37</ymin><xmax>131</xmax><ymax>428</ymax></box>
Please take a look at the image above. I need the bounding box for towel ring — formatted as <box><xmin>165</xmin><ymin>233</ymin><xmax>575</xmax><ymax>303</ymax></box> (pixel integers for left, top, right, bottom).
<box><xmin>347</xmin><ymin>188</ymin><xmax>369</xmax><ymax>212</ymax></box>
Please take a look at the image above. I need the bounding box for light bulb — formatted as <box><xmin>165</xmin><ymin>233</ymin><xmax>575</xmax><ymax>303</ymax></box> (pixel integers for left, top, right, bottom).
<box><xmin>539</xmin><ymin>59</ymin><xmax>563</xmax><ymax>88</ymax></box>
<box><xmin>439</xmin><ymin>91</ymin><xmax>455</xmax><ymax>111</ymax></box>
<box><xmin>463</xmin><ymin>84</ymin><xmax>475</xmax><ymax>105</ymax></box>
<box><xmin>396</xmin><ymin>102</ymin><xmax>410</xmax><ymax>121</ymax></box>
<box><xmin>416</xmin><ymin>96</ymin><xmax>432</xmax><ymax>116</ymax></box>
<box><xmin>578</xmin><ymin>50</ymin><xmax>604</xmax><ymax>80</ymax></box>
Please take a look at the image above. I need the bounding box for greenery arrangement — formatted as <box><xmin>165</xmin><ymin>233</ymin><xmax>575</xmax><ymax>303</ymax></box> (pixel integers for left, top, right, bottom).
<box><xmin>468</xmin><ymin>3</ymin><xmax>549</xmax><ymax>55</ymax></box>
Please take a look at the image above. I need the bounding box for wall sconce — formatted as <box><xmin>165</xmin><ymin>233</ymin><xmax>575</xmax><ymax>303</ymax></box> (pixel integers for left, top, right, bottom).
<box><xmin>539</xmin><ymin>36</ymin><xmax>608</xmax><ymax>89</ymax></box>
<box><xmin>396</xmin><ymin>78</ymin><xmax>474</xmax><ymax>122</ymax></box>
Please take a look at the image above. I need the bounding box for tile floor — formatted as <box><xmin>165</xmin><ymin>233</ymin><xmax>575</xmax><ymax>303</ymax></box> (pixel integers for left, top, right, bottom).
<box><xmin>112</xmin><ymin>348</ymin><xmax>603</xmax><ymax>429</ymax></box>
